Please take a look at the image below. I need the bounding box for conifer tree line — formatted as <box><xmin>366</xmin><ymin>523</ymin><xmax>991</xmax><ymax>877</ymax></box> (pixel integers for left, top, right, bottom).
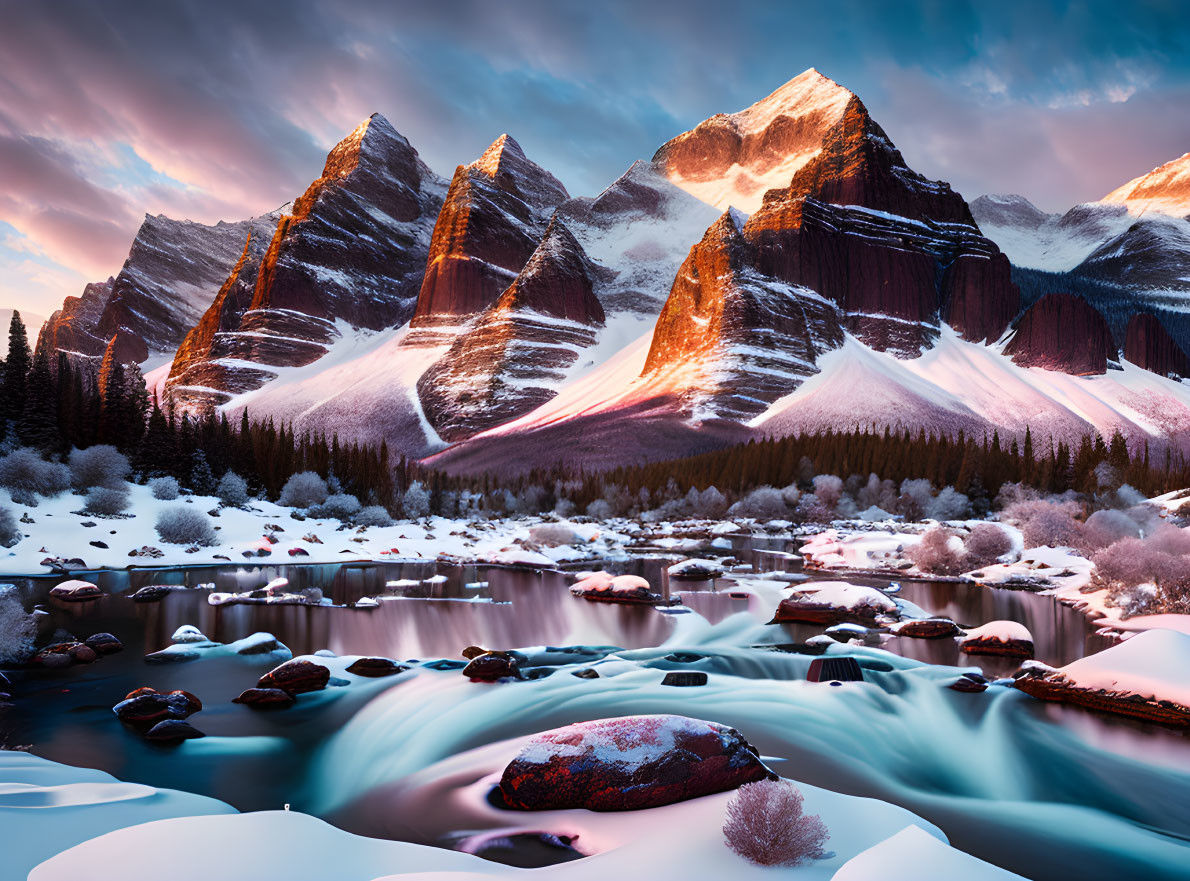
<box><xmin>6</xmin><ymin>308</ymin><xmax>1189</xmax><ymax>518</ymax></box>
<box><xmin>425</xmin><ymin>425</ymin><xmax>1188</xmax><ymax>516</ymax></box>
<box><xmin>0</xmin><ymin>311</ymin><xmax>400</xmax><ymax>508</ymax></box>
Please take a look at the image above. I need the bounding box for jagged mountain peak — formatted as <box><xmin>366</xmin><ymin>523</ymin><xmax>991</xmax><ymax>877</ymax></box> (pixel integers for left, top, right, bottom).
<box><xmin>467</xmin><ymin>133</ymin><xmax>569</xmax><ymax>210</ymax></box>
<box><xmin>727</xmin><ymin>67</ymin><xmax>854</xmax><ymax>136</ymax></box>
<box><xmin>1101</xmin><ymin>151</ymin><xmax>1190</xmax><ymax>217</ymax></box>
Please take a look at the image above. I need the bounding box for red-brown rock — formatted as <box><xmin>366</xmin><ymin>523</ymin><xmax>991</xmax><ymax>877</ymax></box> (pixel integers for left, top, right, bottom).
<box><xmin>257</xmin><ymin>659</ymin><xmax>330</xmax><ymax>694</ymax></box>
<box><xmin>1123</xmin><ymin>311</ymin><xmax>1190</xmax><ymax>378</ymax></box>
<box><xmin>498</xmin><ymin>715</ymin><xmax>774</xmax><ymax>811</ymax></box>
<box><xmin>233</xmin><ymin>687</ymin><xmax>297</xmax><ymax>709</ymax></box>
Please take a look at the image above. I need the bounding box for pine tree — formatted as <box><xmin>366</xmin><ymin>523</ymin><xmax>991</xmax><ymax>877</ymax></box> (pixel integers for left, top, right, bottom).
<box><xmin>190</xmin><ymin>449</ymin><xmax>216</xmax><ymax>495</ymax></box>
<box><xmin>18</xmin><ymin>348</ymin><xmax>59</xmax><ymax>450</ymax></box>
<box><xmin>2</xmin><ymin>310</ymin><xmax>32</xmax><ymax>429</ymax></box>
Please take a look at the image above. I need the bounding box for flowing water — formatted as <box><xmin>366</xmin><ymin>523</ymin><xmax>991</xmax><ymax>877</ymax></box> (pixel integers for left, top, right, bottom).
<box><xmin>2</xmin><ymin>538</ymin><xmax>1188</xmax><ymax>881</ymax></box>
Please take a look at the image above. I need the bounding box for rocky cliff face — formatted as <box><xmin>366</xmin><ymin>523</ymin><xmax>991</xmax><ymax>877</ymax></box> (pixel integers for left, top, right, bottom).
<box><xmin>411</xmin><ymin>135</ymin><xmax>567</xmax><ymax>333</ymax></box>
<box><xmin>1004</xmin><ymin>293</ymin><xmax>1115</xmax><ymax>375</ymax></box>
<box><xmin>417</xmin><ymin>218</ymin><xmax>605</xmax><ymax>440</ymax></box>
<box><xmin>165</xmin><ymin>114</ymin><xmax>446</xmax><ymax>412</ymax></box>
<box><xmin>37</xmin><ymin>212</ymin><xmax>275</xmax><ymax>370</ymax></box>
<box><xmin>642</xmin><ymin>70</ymin><xmax>1019</xmax><ymax>417</ymax></box>
<box><xmin>1100</xmin><ymin>152</ymin><xmax>1190</xmax><ymax>218</ymax></box>
<box><xmin>1124</xmin><ymin>312</ymin><xmax>1190</xmax><ymax>378</ymax></box>
<box><xmin>642</xmin><ymin>210</ymin><xmax>845</xmax><ymax>420</ymax></box>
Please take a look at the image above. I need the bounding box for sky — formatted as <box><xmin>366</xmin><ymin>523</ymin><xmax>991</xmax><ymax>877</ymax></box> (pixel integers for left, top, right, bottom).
<box><xmin>2</xmin><ymin>0</ymin><xmax>1189</xmax><ymax>322</ymax></box>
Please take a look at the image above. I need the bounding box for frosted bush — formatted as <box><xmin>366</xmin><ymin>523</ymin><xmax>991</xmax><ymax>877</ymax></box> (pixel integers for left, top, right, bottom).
<box><xmin>401</xmin><ymin>481</ymin><xmax>431</xmax><ymax>519</ymax></box>
<box><xmin>149</xmin><ymin>476</ymin><xmax>180</xmax><ymax>500</ymax></box>
<box><xmin>554</xmin><ymin>497</ymin><xmax>577</xmax><ymax>518</ymax></box>
<box><xmin>1003</xmin><ymin>499</ymin><xmax>1084</xmax><ymax>548</ymax></box>
<box><xmin>0</xmin><ymin>505</ymin><xmax>21</xmax><ymax>548</ymax></box>
<box><xmin>155</xmin><ymin>507</ymin><xmax>218</xmax><ymax>546</ymax></box>
<box><xmin>909</xmin><ymin>526</ymin><xmax>966</xmax><ymax>575</ymax></box>
<box><xmin>780</xmin><ymin>483</ymin><xmax>801</xmax><ymax>508</ymax></box>
<box><xmin>355</xmin><ymin>505</ymin><xmax>393</xmax><ymax>527</ymax></box>
<box><xmin>793</xmin><ymin>493</ymin><xmax>832</xmax><ymax>524</ymax></box>
<box><xmin>856</xmin><ymin>474</ymin><xmax>896</xmax><ymax>513</ymax></box>
<box><xmin>68</xmin><ymin>445</ymin><xmax>130</xmax><ymax>491</ymax></box>
<box><xmin>811</xmin><ymin>475</ymin><xmax>843</xmax><ymax>511</ymax></box>
<box><xmin>216</xmin><ymin>471</ymin><xmax>250</xmax><ymax>507</ymax></box>
<box><xmin>897</xmin><ymin>478</ymin><xmax>934</xmax><ymax>521</ymax></box>
<box><xmin>0</xmin><ymin>584</ymin><xmax>36</xmax><ymax>664</ymax></box>
<box><xmin>723</xmin><ymin>779</ymin><xmax>829</xmax><ymax>867</ymax></box>
<box><xmin>728</xmin><ymin>486</ymin><xmax>789</xmax><ymax>520</ymax></box>
<box><xmin>84</xmin><ymin>485</ymin><xmax>129</xmax><ymax>515</ymax></box>
<box><xmin>925</xmin><ymin>486</ymin><xmax>970</xmax><ymax>521</ymax></box>
<box><xmin>586</xmin><ymin>498</ymin><xmax>614</xmax><ymax>520</ymax></box>
<box><xmin>0</xmin><ymin>448</ymin><xmax>70</xmax><ymax>505</ymax></box>
<box><xmin>278</xmin><ymin>471</ymin><xmax>329</xmax><ymax>509</ymax></box>
<box><xmin>312</xmin><ymin>492</ymin><xmax>361</xmax><ymax>520</ymax></box>
<box><xmin>963</xmin><ymin>523</ymin><xmax>1014</xmax><ymax>568</ymax></box>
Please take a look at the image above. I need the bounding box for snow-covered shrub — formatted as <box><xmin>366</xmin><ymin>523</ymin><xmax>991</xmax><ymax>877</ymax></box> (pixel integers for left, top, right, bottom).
<box><xmin>312</xmin><ymin>492</ymin><xmax>361</xmax><ymax>520</ymax></box>
<box><xmin>963</xmin><ymin>523</ymin><xmax>1014</xmax><ymax>568</ymax></box>
<box><xmin>586</xmin><ymin>498</ymin><xmax>614</xmax><ymax>520</ymax></box>
<box><xmin>909</xmin><ymin>526</ymin><xmax>965</xmax><ymax>575</ymax></box>
<box><xmin>723</xmin><ymin>779</ymin><xmax>829</xmax><ymax>867</ymax></box>
<box><xmin>1003</xmin><ymin>498</ymin><xmax>1084</xmax><ymax>548</ymax></box>
<box><xmin>792</xmin><ymin>493</ymin><xmax>832</xmax><ymax>524</ymax></box>
<box><xmin>728</xmin><ymin>486</ymin><xmax>789</xmax><ymax>520</ymax></box>
<box><xmin>811</xmin><ymin>475</ymin><xmax>843</xmax><ymax>512</ymax></box>
<box><xmin>84</xmin><ymin>485</ymin><xmax>130</xmax><ymax>515</ymax></box>
<box><xmin>896</xmin><ymin>478</ymin><xmax>934</xmax><ymax>521</ymax></box>
<box><xmin>216</xmin><ymin>471</ymin><xmax>250</xmax><ymax>507</ymax></box>
<box><xmin>554</xmin><ymin>497</ymin><xmax>577</xmax><ymax>518</ymax></box>
<box><xmin>355</xmin><ymin>505</ymin><xmax>393</xmax><ymax>527</ymax></box>
<box><xmin>149</xmin><ymin>475</ymin><xmax>180</xmax><ymax>500</ymax></box>
<box><xmin>278</xmin><ymin>471</ymin><xmax>329</xmax><ymax>509</ymax></box>
<box><xmin>0</xmin><ymin>506</ymin><xmax>21</xmax><ymax>548</ymax></box>
<box><xmin>401</xmin><ymin>481</ymin><xmax>431</xmax><ymax>519</ymax></box>
<box><xmin>0</xmin><ymin>584</ymin><xmax>36</xmax><ymax>664</ymax></box>
<box><xmin>925</xmin><ymin>486</ymin><xmax>970</xmax><ymax>521</ymax></box>
<box><xmin>1091</xmin><ymin>524</ymin><xmax>1190</xmax><ymax>614</ymax></box>
<box><xmin>0</xmin><ymin>448</ymin><xmax>70</xmax><ymax>505</ymax></box>
<box><xmin>856</xmin><ymin>474</ymin><xmax>896</xmax><ymax>513</ymax></box>
<box><xmin>68</xmin><ymin>445</ymin><xmax>130</xmax><ymax>491</ymax></box>
<box><xmin>155</xmin><ymin>507</ymin><xmax>218</xmax><ymax>546</ymax></box>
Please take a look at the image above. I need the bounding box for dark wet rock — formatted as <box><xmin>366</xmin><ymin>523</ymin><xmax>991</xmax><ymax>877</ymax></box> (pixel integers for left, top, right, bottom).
<box><xmin>498</xmin><ymin>715</ymin><xmax>774</xmax><ymax>811</ymax></box>
<box><xmin>84</xmin><ymin>632</ymin><xmax>123</xmax><ymax>654</ymax></box>
<box><xmin>132</xmin><ymin>585</ymin><xmax>178</xmax><ymax>603</ymax></box>
<box><xmin>144</xmin><ymin>719</ymin><xmax>205</xmax><ymax>743</ymax></box>
<box><xmin>463</xmin><ymin>650</ymin><xmax>520</xmax><ymax>681</ymax></box>
<box><xmin>30</xmin><ymin>643</ymin><xmax>79</xmax><ymax>668</ymax></box>
<box><xmin>288</xmin><ymin>547</ymin><xmax>310</xmax><ymax>557</ymax></box>
<box><xmin>114</xmin><ymin>690</ymin><xmax>201</xmax><ymax>723</ymax></box>
<box><xmin>345</xmin><ymin>657</ymin><xmax>408</xmax><ymax>677</ymax></box>
<box><xmin>949</xmin><ymin>672</ymin><xmax>989</xmax><ymax>693</ymax></box>
<box><xmin>569</xmin><ymin>573</ymin><xmax>665</xmax><ymax>605</ymax></box>
<box><xmin>572</xmin><ymin>668</ymin><xmax>600</xmax><ymax>679</ymax></box>
<box><xmin>128</xmin><ymin>546</ymin><xmax>165</xmax><ymax>559</ymax></box>
<box><xmin>661</xmin><ymin>671</ymin><xmax>708</xmax><ymax>687</ymax></box>
<box><xmin>233</xmin><ymin>687</ymin><xmax>297</xmax><ymax>709</ymax></box>
<box><xmin>960</xmin><ymin>635</ymin><xmax>1034</xmax><ymax>659</ymax></box>
<box><xmin>89</xmin><ymin>541</ymin><xmax>108</xmax><ymax>549</ymax></box>
<box><xmin>257</xmin><ymin>659</ymin><xmax>330</xmax><ymax>694</ymax></box>
<box><xmin>67</xmin><ymin>644</ymin><xmax>98</xmax><ymax>663</ymax></box>
<box><xmin>807</xmin><ymin>657</ymin><xmax>865</xmax><ymax>683</ymax></box>
<box><xmin>896</xmin><ymin>618</ymin><xmax>961</xmax><ymax>639</ymax></box>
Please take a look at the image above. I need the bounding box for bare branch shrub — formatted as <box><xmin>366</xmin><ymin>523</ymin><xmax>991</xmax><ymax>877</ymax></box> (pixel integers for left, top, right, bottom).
<box><xmin>723</xmin><ymin>779</ymin><xmax>829</xmax><ymax>866</ymax></box>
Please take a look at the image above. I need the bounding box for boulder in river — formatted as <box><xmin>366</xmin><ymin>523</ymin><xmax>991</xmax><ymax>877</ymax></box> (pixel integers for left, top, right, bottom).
<box><xmin>48</xmin><ymin>580</ymin><xmax>103</xmax><ymax>602</ymax></box>
<box><xmin>345</xmin><ymin>657</ymin><xmax>408</xmax><ymax>677</ymax></box>
<box><xmin>257</xmin><ymin>659</ymin><xmax>330</xmax><ymax>694</ymax></box>
<box><xmin>463</xmin><ymin>649</ymin><xmax>520</xmax><ymax>681</ymax></box>
<box><xmin>570</xmin><ymin>572</ymin><xmax>664</xmax><ymax>605</ymax></box>
<box><xmin>144</xmin><ymin>719</ymin><xmax>205</xmax><ymax>743</ymax></box>
<box><xmin>895</xmin><ymin>618</ymin><xmax>961</xmax><ymax>639</ymax></box>
<box><xmin>498</xmin><ymin>714</ymin><xmax>774</xmax><ymax>811</ymax></box>
<box><xmin>233</xmin><ymin>687</ymin><xmax>297</xmax><ymax>709</ymax></box>
<box><xmin>959</xmin><ymin>621</ymin><xmax>1034</xmax><ymax>658</ymax></box>
<box><xmin>113</xmin><ymin>689</ymin><xmax>202</xmax><ymax>723</ymax></box>
<box><xmin>84</xmin><ymin>632</ymin><xmax>123</xmax><ymax>654</ymax></box>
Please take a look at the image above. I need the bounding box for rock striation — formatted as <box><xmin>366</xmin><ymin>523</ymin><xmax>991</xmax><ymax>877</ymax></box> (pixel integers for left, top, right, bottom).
<box><xmin>1003</xmin><ymin>293</ymin><xmax>1115</xmax><ymax>375</ymax></box>
<box><xmin>1123</xmin><ymin>312</ymin><xmax>1190</xmax><ymax>378</ymax></box>
<box><xmin>165</xmin><ymin>114</ymin><xmax>446</xmax><ymax>412</ymax></box>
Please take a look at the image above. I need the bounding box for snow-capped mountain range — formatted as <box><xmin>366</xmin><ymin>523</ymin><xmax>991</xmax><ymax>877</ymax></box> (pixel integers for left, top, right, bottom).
<box><xmin>31</xmin><ymin>68</ymin><xmax>1190</xmax><ymax>472</ymax></box>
